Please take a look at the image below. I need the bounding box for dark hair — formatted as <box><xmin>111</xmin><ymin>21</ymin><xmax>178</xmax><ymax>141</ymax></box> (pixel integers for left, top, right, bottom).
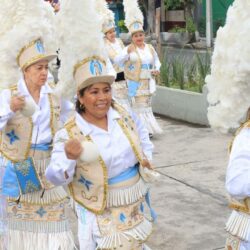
<box><xmin>75</xmin><ymin>84</ymin><xmax>114</xmax><ymax>114</ymax></box>
<box><xmin>75</xmin><ymin>87</ymin><xmax>87</xmax><ymax>114</ymax></box>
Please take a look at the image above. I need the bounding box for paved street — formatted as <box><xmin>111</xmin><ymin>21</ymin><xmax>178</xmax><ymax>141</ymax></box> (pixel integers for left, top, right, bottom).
<box><xmin>68</xmin><ymin>115</ymin><xmax>232</xmax><ymax>250</ymax></box>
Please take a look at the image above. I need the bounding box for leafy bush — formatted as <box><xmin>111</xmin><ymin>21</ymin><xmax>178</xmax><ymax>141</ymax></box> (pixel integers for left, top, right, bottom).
<box><xmin>117</xmin><ymin>20</ymin><xmax>128</xmax><ymax>33</ymax></box>
<box><xmin>164</xmin><ymin>0</ymin><xmax>183</xmax><ymax>10</ymax></box>
<box><xmin>160</xmin><ymin>49</ymin><xmax>211</xmax><ymax>93</ymax></box>
<box><xmin>186</xmin><ymin>17</ymin><xmax>196</xmax><ymax>33</ymax></box>
<box><xmin>169</xmin><ymin>26</ymin><xmax>186</xmax><ymax>33</ymax></box>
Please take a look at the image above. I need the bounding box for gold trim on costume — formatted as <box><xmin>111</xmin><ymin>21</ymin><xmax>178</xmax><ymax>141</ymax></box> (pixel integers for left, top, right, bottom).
<box><xmin>0</xmin><ymin>85</ymin><xmax>33</xmax><ymax>163</ymax></box>
<box><xmin>21</xmin><ymin>55</ymin><xmax>49</xmax><ymax>70</ymax></box>
<box><xmin>115</xmin><ymin>103</ymin><xmax>143</xmax><ymax>164</ymax></box>
<box><xmin>73</xmin><ymin>56</ymin><xmax>106</xmax><ymax>76</ymax></box>
<box><xmin>129</xmin><ymin>21</ymin><xmax>143</xmax><ymax>30</ymax></box>
<box><xmin>16</xmin><ymin>38</ymin><xmax>41</xmax><ymax>65</ymax></box>
<box><xmin>64</xmin><ymin>117</ymin><xmax>108</xmax><ymax>215</ymax></box>
<box><xmin>48</xmin><ymin>93</ymin><xmax>55</xmax><ymax>136</ymax></box>
<box><xmin>228</xmin><ymin>120</ymin><xmax>250</xmax><ymax>153</ymax></box>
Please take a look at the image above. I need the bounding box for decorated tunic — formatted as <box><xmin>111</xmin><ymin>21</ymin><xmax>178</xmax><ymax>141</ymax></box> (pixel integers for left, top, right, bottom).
<box><xmin>46</xmin><ymin>104</ymin><xmax>155</xmax><ymax>250</ymax></box>
<box><xmin>104</xmin><ymin>38</ymin><xmax>125</xmax><ymax>74</ymax></box>
<box><xmin>114</xmin><ymin>43</ymin><xmax>162</xmax><ymax>134</ymax></box>
<box><xmin>0</xmin><ymin>77</ymin><xmax>75</xmax><ymax>250</ymax></box>
<box><xmin>225</xmin><ymin>122</ymin><xmax>250</xmax><ymax>249</ymax></box>
<box><xmin>104</xmin><ymin>37</ymin><xmax>130</xmax><ymax>111</ymax></box>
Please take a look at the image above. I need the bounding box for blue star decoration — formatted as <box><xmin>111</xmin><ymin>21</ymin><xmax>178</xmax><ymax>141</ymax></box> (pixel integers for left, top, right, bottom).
<box><xmin>128</xmin><ymin>64</ymin><xmax>135</xmax><ymax>71</ymax></box>
<box><xmin>140</xmin><ymin>203</ymin><xmax>144</xmax><ymax>213</ymax></box>
<box><xmin>6</xmin><ymin>129</ymin><xmax>20</xmax><ymax>144</ymax></box>
<box><xmin>78</xmin><ymin>175</ymin><xmax>93</xmax><ymax>191</ymax></box>
<box><xmin>119</xmin><ymin>213</ymin><xmax>126</xmax><ymax>223</ymax></box>
<box><xmin>36</xmin><ymin>207</ymin><xmax>47</xmax><ymax>218</ymax></box>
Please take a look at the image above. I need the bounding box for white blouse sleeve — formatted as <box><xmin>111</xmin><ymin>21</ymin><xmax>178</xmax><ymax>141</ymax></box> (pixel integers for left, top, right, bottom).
<box><xmin>0</xmin><ymin>89</ymin><xmax>14</xmax><ymax>131</ymax></box>
<box><xmin>226</xmin><ymin>128</ymin><xmax>250</xmax><ymax>199</ymax></box>
<box><xmin>45</xmin><ymin>128</ymin><xmax>76</xmax><ymax>186</ymax></box>
<box><xmin>106</xmin><ymin>58</ymin><xmax>117</xmax><ymax>78</ymax></box>
<box><xmin>152</xmin><ymin>47</ymin><xmax>161</xmax><ymax>71</ymax></box>
<box><xmin>131</xmin><ymin>112</ymin><xmax>154</xmax><ymax>161</ymax></box>
<box><xmin>114</xmin><ymin>46</ymin><xmax>130</xmax><ymax>66</ymax></box>
<box><xmin>60</xmin><ymin>99</ymin><xmax>74</xmax><ymax>124</ymax></box>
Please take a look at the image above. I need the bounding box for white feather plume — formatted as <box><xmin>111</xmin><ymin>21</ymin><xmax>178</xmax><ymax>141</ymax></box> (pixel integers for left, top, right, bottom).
<box><xmin>95</xmin><ymin>0</ymin><xmax>115</xmax><ymax>24</ymax></box>
<box><xmin>206</xmin><ymin>0</ymin><xmax>250</xmax><ymax>133</ymax></box>
<box><xmin>56</xmin><ymin>0</ymin><xmax>106</xmax><ymax>100</ymax></box>
<box><xmin>123</xmin><ymin>0</ymin><xmax>144</xmax><ymax>28</ymax></box>
<box><xmin>0</xmin><ymin>0</ymin><xmax>57</xmax><ymax>89</ymax></box>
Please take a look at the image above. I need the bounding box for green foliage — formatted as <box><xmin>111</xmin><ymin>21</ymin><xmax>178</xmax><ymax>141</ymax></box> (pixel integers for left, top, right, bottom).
<box><xmin>117</xmin><ymin>20</ymin><xmax>128</xmax><ymax>33</ymax></box>
<box><xmin>164</xmin><ymin>0</ymin><xmax>201</xmax><ymax>10</ymax></box>
<box><xmin>195</xmin><ymin>51</ymin><xmax>211</xmax><ymax>92</ymax></box>
<box><xmin>164</xmin><ymin>0</ymin><xmax>183</xmax><ymax>10</ymax></box>
<box><xmin>159</xmin><ymin>49</ymin><xmax>211</xmax><ymax>93</ymax></box>
<box><xmin>185</xmin><ymin>17</ymin><xmax>196</xmax><ymax>33</ymax></box>
<box><xmin>172</xmin><ymin>56</ymin><xmax>186</xmax><ymax>89</ymax></box>
<box><xmin>169</xmin><ymin>26</ymin><xmax>186</xmax><ymax>33</ymax></box>
<box><xmin>160</xmin><ymin>53</ymin><xmax>171</xmax><ymax>87</ymax></box>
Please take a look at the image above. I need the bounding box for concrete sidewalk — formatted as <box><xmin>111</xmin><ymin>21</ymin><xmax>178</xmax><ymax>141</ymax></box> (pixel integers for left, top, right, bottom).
<box><xmin>148</xmin><ymin>116</ymin><xmax>231</xmax><ymax>250</ymax></box>
<box><xmin>68</xmin><ymin>116</ymin><xmax>232</xmax><ymax>250</ymax></box>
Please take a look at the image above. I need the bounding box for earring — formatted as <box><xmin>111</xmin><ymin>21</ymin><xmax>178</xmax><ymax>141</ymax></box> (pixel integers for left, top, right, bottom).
<box><xmin>80</xmin><ymin>104</ymin><xmax>85</xmax><ymax>111</ymax></box>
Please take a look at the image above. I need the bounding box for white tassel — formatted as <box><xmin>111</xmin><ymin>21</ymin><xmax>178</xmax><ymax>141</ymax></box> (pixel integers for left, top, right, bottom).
<box><xmin>225</xmin><ymin>210</ymin><xmax>250</xmax><ymax>241</ymax></box>
<box><xmin>107</xmin><ymin>178</ymin><xmax>149</xmax><ymax>208</ymax></box>
<box><xmin>133</xmin><ymin>107</ymin><xmax>162</xmax><ymax>134</ymax></box>
<box><xmin>7</xmin><ymin>229</ymin><xmax>76</xmax><ymax>250</ymax></box>
<box><xmin>10</xmin><ymin>186</ymin><xmax>68</xmax><ymax>205</ymax></box>
<box><xmin>97</xmin><ymin>219</ymin><xmax>152</xmax><ymax>249</ymax></box>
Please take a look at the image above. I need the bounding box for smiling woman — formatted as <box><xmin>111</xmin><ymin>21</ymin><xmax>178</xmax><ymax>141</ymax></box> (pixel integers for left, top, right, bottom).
<box><xmin>114</xmin><ymin>0</ymin><xmax>163</xmax><ymax>137</ymax></box>
<box><xmin>77</xmin><ymin>83</ymin><xmax>112</xmax><ymax>129</ymax></box>
<box><xmin>45</xmin><ymin>0</ymin><xmax>158</xmax><ymax>249</ymax></box>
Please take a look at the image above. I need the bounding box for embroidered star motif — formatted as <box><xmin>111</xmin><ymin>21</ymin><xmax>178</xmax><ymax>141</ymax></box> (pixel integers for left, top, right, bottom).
<box><xmin>6</xmin><ymin>129</ymin><xmax>20</xmax><ymax>144</ymax></box>
<box><xmin>36</xmin><ymin>207</ymin><xmax>47</xmax><ymax>218</ymax></box>
<box><xmin>119</xmin><ymin>213</ymin><xmax>126</xmax><ymax>223</ymax></box>
<box><xmin>78</xmin><ymin>175</ymin><xmax>93</xmax><ymax>191</ymax></box>
<box><xmin>140</xmin><ymin>203</ymin><xmax>144</xmax><ymax>213</ymax></box>
<box><xmin>128</xmin><ymin>64</ymin><xmax>135</xmax><ymax>71</ymax></box>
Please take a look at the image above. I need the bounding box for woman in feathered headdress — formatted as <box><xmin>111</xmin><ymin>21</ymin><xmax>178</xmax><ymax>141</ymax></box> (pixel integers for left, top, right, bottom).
<box><xmin>115</xmin><ymin>0</ymin><xmax>162</xmax><ymax>137</ymax></box>
<box><xmin>46</xmin><ymin>0</ymin><xmax>158</xmax><ymax>249</ymax></box>
<box><xmin>206</xmin><ymin>0</ymin><xmax>250</xmax><ymax>249</ymax></box>
<box><xmin>0</xmin><ymin>1</ymin><xmax>75</xmax><ymax>249</ymax></box>
<box><xmin>96</xmin><ymin>0</ymin><xmax>131</xmax><ymax>111</ymax></box>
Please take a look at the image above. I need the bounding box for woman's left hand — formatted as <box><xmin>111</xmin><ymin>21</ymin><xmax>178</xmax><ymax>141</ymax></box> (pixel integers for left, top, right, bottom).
<box><xmin>151</xmin><ymin>70</ymin><xmax>160</xmax><ymax>77</ymax></box>
<box><xmin>141</xmin><ymin>159</ymin><xmax>153</xmax><ymax>169</ymax></box>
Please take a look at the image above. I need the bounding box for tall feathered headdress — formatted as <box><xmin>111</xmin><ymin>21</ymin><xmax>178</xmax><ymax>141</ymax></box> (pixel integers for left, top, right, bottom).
<box><xmin>56</xmin><ymin>0</ymin><xmax>114</xmax><ymax>100</ymax></box>
<box><xmin>95</xmin><ymin>0</ymin><xmax>115</xmax><ymax>34</ymax></box>
<box><xmin>206</xmin><ymin>0</ymin><xmax>250</xmax><ymax>133</ymax></box>
<box><xmin>0</xmin><ymin>0</ymin><xmax>57</xmax><ymax>89</ymax></box>
<box><xmin>123</xmin><ymin>0</ymin><xmax>144</xmax><ymax>34</ymax></box>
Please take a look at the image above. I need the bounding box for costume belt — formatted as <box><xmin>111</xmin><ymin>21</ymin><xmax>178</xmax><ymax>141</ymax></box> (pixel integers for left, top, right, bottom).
<box><xmin>108</xmin><ymin>163</ymin><xmax>157</xmax><ymax>221</ymax></box>
<box><xmin>30</xmin><ymin>142</ymin><xmax>51</xmax><ymax>151</ymax></box>
<box><xmin>141</xmin><ymin>64</ymin><xmax>153</xmax><ymax>70</ymax></box>
<box><xmin>127</xmin><ymin>64</ymin><xmax>153</xmax><ymax>97</ymax></box>
<box><xmin>2</xmin><ymin>143</ymin><xmax>51</xmax><ymax>198</ymax></box>
<box><xmin>108</xmin><ymin>163</ymin><xmax>139</xmax><ymax>185</ymax></box>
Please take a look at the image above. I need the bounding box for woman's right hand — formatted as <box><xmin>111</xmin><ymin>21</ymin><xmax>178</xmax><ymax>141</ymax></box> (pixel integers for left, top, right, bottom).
<box><xmin>10</xmin><ymin>96</ymin><xmax>25</xmax><ymax>112</ymax></box>
<box><xmin>64</xmin><ymin>139</ymin><xmax>83</xmax><ymax>160</ymax></box>
<box><xmin>127</xmin><ymin>44</ymin><xmax>136</xmax><ymax>54</ymax></box>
